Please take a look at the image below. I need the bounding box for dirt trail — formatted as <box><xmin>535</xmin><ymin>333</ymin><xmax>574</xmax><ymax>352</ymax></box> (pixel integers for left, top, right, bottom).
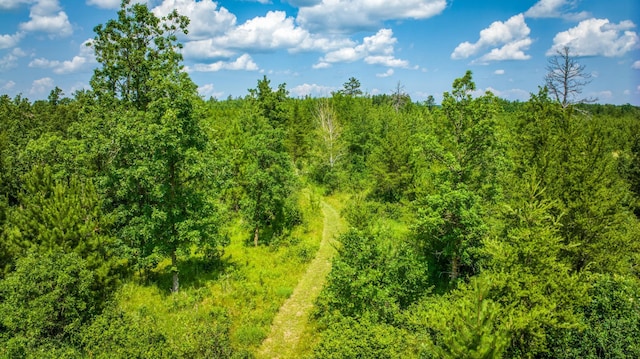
<box><xmin>257</xmin><ymin>201</ymin><xmax>342</xmax><ymax>359</ymax></box>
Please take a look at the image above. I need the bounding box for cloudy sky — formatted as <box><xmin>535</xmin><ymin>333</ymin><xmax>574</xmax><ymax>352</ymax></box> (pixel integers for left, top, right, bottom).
<box><xmin>0</xmin><ymin>0</ymin><xmax>638</xmax><ymax>104</ymax></box>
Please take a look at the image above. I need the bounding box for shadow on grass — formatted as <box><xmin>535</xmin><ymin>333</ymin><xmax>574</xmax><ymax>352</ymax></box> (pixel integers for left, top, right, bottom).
<box><xmin>149</xmin><ymin>252</ymin><xmax>237</xmax><ymax>293</ymax></box>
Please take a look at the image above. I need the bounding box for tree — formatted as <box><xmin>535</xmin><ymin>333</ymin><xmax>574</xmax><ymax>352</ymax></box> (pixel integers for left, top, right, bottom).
<box><xmin>242</xmin><ymin>78</ymin><xmax>298</xmax><ymax>246</ymax></box>
<box><xmin>340</xmin><ymin>77</ymin><xmax>363</xmax><ymax>97</ymax></box>
<box><xmin>89</xmin><ymin>0</ymin><xmax>217</xmax><ymax>293</ymax></box>
<box><xmin>314</xmin><ymin>98</ymin><xmax>344</xmax><ymax>170</ymax></box>
<box><xmin>545</xmin><ymin>46</ymin><xmax>595</xmax><ymax>108</ymax></box>
<box><xmin>90</xmin><ymin>0</ymin><xmax>188</xmax><ymax>110</ymax></box>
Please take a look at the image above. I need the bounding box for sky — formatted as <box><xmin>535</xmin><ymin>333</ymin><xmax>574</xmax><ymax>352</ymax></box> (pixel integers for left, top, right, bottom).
<box><xmin>0</xmin><ymin>0</ymin><xmax>639</xmax><ymax>105</ymax></box>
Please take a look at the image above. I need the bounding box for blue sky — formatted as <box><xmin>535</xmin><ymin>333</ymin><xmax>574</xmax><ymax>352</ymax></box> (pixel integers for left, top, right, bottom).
<box><xmin>1</xmin><ymin>0</ymin><xmax>638</xmax><ymax>104</ymax></box>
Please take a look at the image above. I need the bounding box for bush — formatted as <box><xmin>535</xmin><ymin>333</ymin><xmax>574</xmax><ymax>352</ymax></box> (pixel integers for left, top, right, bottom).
<box><xmin>545</xmin><ymin>274</ymin><xmax>640</xmax><ymax>358</ymax></box>
<box><xmin>313</xmin><ymin>315</ymin><xmax>412</xmax><ymax>359</ymax></box>
<box><xmin>0</xmin><ymin>251</ymin><xmax>99</xmax><ymax>346</ymax></box>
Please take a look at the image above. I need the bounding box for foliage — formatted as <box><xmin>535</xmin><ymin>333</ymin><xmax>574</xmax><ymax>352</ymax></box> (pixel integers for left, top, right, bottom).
<box><xmin>545</xmin><ymin>274</ymin><xmax>640</xmax><ymax>358</ymax></box>
<box><xmin>0</xmin><ymin>251</ymin><xmax>98</xmax><ymax>355</ymax></box>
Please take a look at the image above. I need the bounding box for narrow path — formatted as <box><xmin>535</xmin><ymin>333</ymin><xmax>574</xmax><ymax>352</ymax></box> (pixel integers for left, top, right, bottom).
<box><xmin>257</xmin><ymin>201</ymin><xmax>342</xmax><ymax>359</ymax></box>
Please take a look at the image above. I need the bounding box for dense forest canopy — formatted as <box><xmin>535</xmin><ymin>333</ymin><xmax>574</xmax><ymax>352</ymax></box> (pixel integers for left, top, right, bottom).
<box><xmin>1</xmin><ymin>1</ymin><xmax>640</xmax><ymax>358</ymax></box>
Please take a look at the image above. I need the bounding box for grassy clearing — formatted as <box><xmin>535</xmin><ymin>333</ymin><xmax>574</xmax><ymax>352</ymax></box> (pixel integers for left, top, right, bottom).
<box><xmin>115</xmin><ymin>187</ymin><xmax>328</xmax><ymax>356</ymax></box>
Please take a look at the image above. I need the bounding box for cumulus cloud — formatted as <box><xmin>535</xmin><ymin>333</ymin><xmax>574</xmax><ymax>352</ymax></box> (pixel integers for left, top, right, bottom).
<box><xmin>189</xmin><ymin>54</ymin><xmax>259</xmax><ymax>72</ymax></box>
<box><xmin>30</xmin><ymin>56</ymin><xmax>87</xmax><ymax>74</ymax></box>
<box><xmin>153</xmin><ymin>0</ymin><xmax>236</xmax><ymax>40</ymax></box>
<box><xmin>451</xmin><ymin>14</ymin><xmax>532</xmax><ymax>62</ymax></box>
<box><xmin>633</xmin><ymin>60</ymin><xmax>640</xmax><ymax>69</ymax></box>
<box><xmin>0</xmin><ymin>0</ymin><xmax>32</xmax><ymax>10</ymax></box>
<box><xmin>176</xmin><ymin>6</ymin><xmax>351</xmax><ymax>60</ymax></box>
<box><xmin>547</xmin><ymin>18</ymin><xmax>638</xmax><ymax>57</ymax></box>
<box><xmin>290</xmin><ymin>83</ymin><xmax>335</xmax><ymax>97</ymax></box>
<box><xmin>30</xmin><ymin>76</ymin><xmax>54</xmax><ymax>94</ymax></box>
<box><xmin>525</xmin><ymin>0</ymin><xmax>589</xmax><ymax>21</ymax></box>
<box><xmin>297</xmin><ymin>0</ymin><xmax>447</xmax><ymax>33</ymax></box>
<box><xmin>86</xmin><ymin>0</ymin><xmax>148</xmax><ymax>9</ymax></box>
<box><xmin>19</xmin><ymin>0</ymin><xmax>73</xmax><ymax>37</ymax></box>
<box><xmin>0</xmin><ymin>48</ymin><xmax>27</xmax><ymax>72</ymax></box>
<box><xmin>317</xmin><ymin>28</ymin><xmax>409</xmax><ymax>68</ymax></box>
<box><xmin>2</xmin><ymin>80</ymin><xmax>16</xmax><ymax>90</ymax></box>
<box><xmin>28</xmin><ymin>39</ymin><xmax>95</xmax><ymax>74</ymax></box>
<box><xmin>197</xmin><ymin>83</ymin><xmax>224</xmax><ymax>98</ymax></box>
<box><xmin>0</xmin><ymin>32</ymin><xmax>25</xmax><ymax>49</ymax></box>
<box><xmin>376</xmin><ymin>68</ymin><xmax>394</xmax><ymax>78</ymax></box>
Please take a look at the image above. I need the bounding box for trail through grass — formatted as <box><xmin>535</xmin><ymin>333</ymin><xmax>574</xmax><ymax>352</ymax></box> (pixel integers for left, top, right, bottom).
<box><xmin>257</xmin><ymin>201</ymin><xmax>343</xmax><ymax>358</ymax></box>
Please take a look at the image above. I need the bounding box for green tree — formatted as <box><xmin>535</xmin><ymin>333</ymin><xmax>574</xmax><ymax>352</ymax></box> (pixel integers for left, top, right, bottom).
<box><xmin>0</xmin><ymin>251</ymin><xmax>98</xmax><ymax>356</ymax></box>
<box><xmin>340</xmin><ymin>77</ymin><xmax>363</xmax><ymax>97</ymax></box>
<box><xmin>90</xmin><ymin>0</ymin><xmax>188</xmax><ymax>110</ymax></box>
<box><xmin>2</xmin><ymin>167</ymin><xmax>116</xmax><ymax>289</ymax></box>
<box><xmin>240</xmin><ymin>106</ymin><xmax>298</xmax><ymax>246</ymax></box>
<box><xmin>88</xmin><ymin>0</ymin><xmax>217</xmax><ymax>292</ymax></box>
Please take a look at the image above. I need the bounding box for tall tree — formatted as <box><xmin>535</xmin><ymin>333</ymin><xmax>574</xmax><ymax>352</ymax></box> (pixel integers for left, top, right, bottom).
<box><xmin>90</xmin><ymin>0</ymin><xmax>188</xmax><ymax>110</ymax></box>
<box><xmin>340</xmin><ymin>77</ymin><xmax>363</xmax><ymax>97</ymax></box>
<box><xmin>545</xmin><ymin>46</ymin><xmax>595</xmax><ymax>108</ymax></box>
<box><xmin>88</xmin><ymin>0</ymin><xmax>216</xmax><ymax>293</ymax></box>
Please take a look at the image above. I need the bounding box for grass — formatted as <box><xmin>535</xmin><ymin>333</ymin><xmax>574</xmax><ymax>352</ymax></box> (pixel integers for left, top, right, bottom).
<box><xmin>257</xmin><ymin>193</ymin><xmax>348</xmax><ymax>359</ymax></box>
<box><xmin>114</xmin><ymin>186</ymin><xmax>331</xmax><ymax>356</ymax></box>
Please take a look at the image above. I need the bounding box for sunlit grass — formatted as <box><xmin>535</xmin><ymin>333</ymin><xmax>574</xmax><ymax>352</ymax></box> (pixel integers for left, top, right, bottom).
<box><xmin>115</xmin><ymin>186</ymin><xmax>327</xmax><ymax>355</ymax></box>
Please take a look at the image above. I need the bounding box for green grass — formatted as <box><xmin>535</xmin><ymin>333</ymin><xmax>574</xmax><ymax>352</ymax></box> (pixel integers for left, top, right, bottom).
<box><xmin>257</xmin><ymin>194</ymin><xmax>348</xmax><ymax>359</ymax></box>
<box><xmin>113</xmin><ymin>187</ymin><xmax>329</xmax><ymax>356</ymax></box>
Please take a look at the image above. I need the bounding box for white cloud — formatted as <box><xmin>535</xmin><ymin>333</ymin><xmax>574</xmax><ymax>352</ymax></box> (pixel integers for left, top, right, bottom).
<box><xmin>0</xmin><ymin>48</ymin><xmax>27</xmax><ymax>72</ymax></box>
<box><xmin>297</xmin><ymin>0</ymin><xmax>447</xmax><ymax>33</ymax></box>
<box><xmin>190</xmin><ymin>54</ymin><xmax>259</xmax><ymax>72</ymax></box>
<box><xmin>547</xmin><ymin>18</ymin><xmax>638</xmax><ymax>57</ymax></box>
<box><xmin>0</xmin><ymin>0</ymin><xmax>32</xmax><ymax>10</ymax></box>
<box><xmin>0</xmin><ymin>32</ymin><xmax>24</xmax><ymax>49</ymax></box>
<box><xmin>452</xmin><ymin>14</ymin><xmax>531</xmax><ymax>62</ymax></box>
<box><xmin>86</xmin><ymin>0</ymin><xmax>122</xmax><ymax>8</ymax></box>
<box><xmin>595</xmin><ymin>90</ymin><xmax>612</xmax><ymax>100</ymax></box>
<box><xmin>178</xmin><ymin>7</ymin><xmax>350</xmax><ymax>60</ymax></box>
<box><xmin>197</xmin><ymin>83</ymin><xmax>224</xmax><ymax>98</ymax></box>
<box><xmin>290</xmin><ymin>83</ymin><xmax>335</xmax><ymax>97</ymax></box>
<box><xmin>19</xmin><ymin>0</ymin><xmax>73</xmax><ymax>37</ymax></box>
<box><xmin>30</xmin><ymin>56</ymin><xmax>87</xmax><ymax>74</ymax></box>
<box><xmin>312</xmin><ymin>61</ymin><xmax>331</xmax><ymax>69</ymax></box>
<box><xmin>153</xmin><ymin>0</ymin><xmax>236</xmax><ymax>40</ymax></box>
<box><xmin>494</xmin><ymin>69</ymin><xmax>505</xmax><ymax>75</ymax></box>
<box><xmin>525</xmin><ymin>0</ymin><xmax>590</xmax><ymax>20</ymax></box>
<box><xmin>476</xmin><ymin>37</ymin><xmax>532</xmax><ymax>63</ymax></box>
<box><xmin>317</xmin><ymin>28</ymin><xmax>409</xmax><ymax>68</ymax></box>
<box><xmin>28</xmin><ymin>39</ymin><xmax>95</xmax><ymax>74</ymax></box>
<box><xmin>633</xmin><ymin>60</ymin><xmax>640</xmax><ymax>69</ymax></box>
<box><xmin>376</xmin><ymin>68</ymin><xmax>394</xmax><ymax>78</ymax></box>
<box><xmin>86</xmin><ymin>0</ymin><xmax>148</xmax><ymax>9</ymax></box>
<box><xmin>30</xmin><ymin>76</ymin><xmax>54</xmax><ymax>94</ymax></box>
<box><xmin>2</xmin><ymin>80</ymin><xmax>16</xmax><ymax>90</ymax></box>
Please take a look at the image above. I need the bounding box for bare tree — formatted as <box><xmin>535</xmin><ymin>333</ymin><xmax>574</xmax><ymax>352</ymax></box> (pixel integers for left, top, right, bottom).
<box><xmin>545</xmin><ymin>46</ymin><xmax>596</xmax><ymax>108</ymax></box>
<box><xmin>314</xmin><ymin>99</ymin><xmax>343</xmax><ymax>168</ymax></box>
<box><xmin>391</xmin><ymin>81</ymin><xmax>408</xmax><ymax>112</ymax></box>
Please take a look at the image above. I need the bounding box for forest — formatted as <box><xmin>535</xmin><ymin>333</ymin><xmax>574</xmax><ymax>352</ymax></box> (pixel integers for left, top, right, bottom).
<box><xmin>1</xmin><ymin>1</ymin><xmax>640</xmax><ymax>358</ymax></box>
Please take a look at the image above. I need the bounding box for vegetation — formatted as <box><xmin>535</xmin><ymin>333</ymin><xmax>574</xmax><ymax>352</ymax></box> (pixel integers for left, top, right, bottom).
<box><xmin>1</xmin><ymin>1</ymin><xmax>640</xmax><ymax>358</ymax></box>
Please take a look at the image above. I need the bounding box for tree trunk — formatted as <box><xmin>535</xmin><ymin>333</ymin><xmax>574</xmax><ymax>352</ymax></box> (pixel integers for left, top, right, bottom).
<box><xmin>450</xmin><ymin>255</ymin><xmax>459</xmax><ymax>280</ymax></box>
<box><xmin>171</xmin><ymin>249</ymin><xmax>179</xmax><ymax>293</ymax></box>
<box><xmin>254</xmin><ymin>226</ymin><xmax>259</xmax><ymax>247</ymax></box>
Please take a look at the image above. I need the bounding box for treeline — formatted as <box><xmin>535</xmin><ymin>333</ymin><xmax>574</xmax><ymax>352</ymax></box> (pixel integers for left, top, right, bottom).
<box><xmin>2</xmin><ymin>0</ymin><xmax>640</xmax><ymax>357</ymax></box>
<box><xmin>308</xmin><ymin>79</ymin><xmax>640</xmax><ymax>357</ymax></box>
